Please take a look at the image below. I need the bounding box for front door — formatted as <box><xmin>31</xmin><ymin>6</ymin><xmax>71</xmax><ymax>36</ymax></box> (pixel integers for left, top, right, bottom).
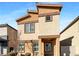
<box><xmin>44</xmin><ymin>42</ymin><xmax>54</xmax><ymax>56</ymax></box>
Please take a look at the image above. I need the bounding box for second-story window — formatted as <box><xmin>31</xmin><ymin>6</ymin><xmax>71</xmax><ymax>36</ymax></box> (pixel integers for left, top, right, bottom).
<box><xmin>45</xmin><ymin>15</ymin><xmax>52</xmax><ymax>22</ymax></box>
<box><xmin>25</xmin><ymin>23</ymin><xmax>35</xmax><ymax>33</ymax></box>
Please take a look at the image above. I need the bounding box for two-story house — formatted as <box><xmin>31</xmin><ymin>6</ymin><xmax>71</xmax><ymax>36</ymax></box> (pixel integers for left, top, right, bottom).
<box><xmin>16</xmin><ymin>4</ymin><xmax>62</xmax><ymax>56</ymax></box>
<box><xmin>0</xmin><ymin>24</ymin><xmax>17</xmax><ymax>55</ymax></box>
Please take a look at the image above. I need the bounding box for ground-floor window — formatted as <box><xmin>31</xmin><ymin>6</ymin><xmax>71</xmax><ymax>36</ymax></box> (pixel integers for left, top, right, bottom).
<box><xmin>32</xmin><ymin>40</ymin><xmax>39</xmax><ymax>56</ymax></box>
<box><xmin>19</xmin><ymin>41</ymin><xmax>25</xmax><ymax>52</ymax></box>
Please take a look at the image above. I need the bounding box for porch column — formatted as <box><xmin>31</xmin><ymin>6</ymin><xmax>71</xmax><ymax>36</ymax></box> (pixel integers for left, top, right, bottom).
<box><xmin>39</xmin><ymin>39</ymin><xmax>42</xmax><ymax>56</ymax></box>
<box><xmin>54</xmin><ymin>38</ymin><xmax>60</xmax><ymax>56</ymax></box>
<box><xmin>41</xmin><ymin>40</ymin><xmax>44</xmax><ymax>56</ymax></box>
<box><xmin>39</xmin><ymin>39</ymin><xmax>44</xmax><ymax>56</ymax></box>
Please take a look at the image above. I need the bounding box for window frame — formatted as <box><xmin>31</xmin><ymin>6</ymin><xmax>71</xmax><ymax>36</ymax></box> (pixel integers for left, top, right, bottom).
<box><xmin>32</xmin><ymin>40</ymin><xmax>39</xmax><ymax>56</ymax></box>
<box><xmin>24</xmin><ymin>23</ymin><xmax>35</xmax><ymax>33</ymax></box>
<box><xmin>45</xmin><ymin>15</ymin><xmax>52</xmax><ymax>22</ymax></box>
<box><xmin>33</xmin><ymin>43</ymin><xmax>39</xmax><ymax>51</ymax></box>
<box><xmin>18</xmin><ymin>41</ymin><xmax>25</xmax><ymax>53</ymax></box>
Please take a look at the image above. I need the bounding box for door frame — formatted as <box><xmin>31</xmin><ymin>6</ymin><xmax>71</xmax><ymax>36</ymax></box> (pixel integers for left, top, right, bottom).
<box><xmin>43</xmin><ymin>39</ymin><xmax>54</xmax><ymax>56</ymax></box>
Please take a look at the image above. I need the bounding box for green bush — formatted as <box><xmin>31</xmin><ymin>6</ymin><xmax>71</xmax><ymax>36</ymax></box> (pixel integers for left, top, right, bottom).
<box><xmin>21</xmin><ymin>54</ymin><xmax>25</xmax><ymax>56</ymax></box>
<box><xmin>8</xmin><ymin>52</ymin><xmax>17</xmax><ymax>56</ymax></box>
<box><xmin>25</xmin><ymin>53</ymin><xmax>31</xmax><ymax>56</ymax></box>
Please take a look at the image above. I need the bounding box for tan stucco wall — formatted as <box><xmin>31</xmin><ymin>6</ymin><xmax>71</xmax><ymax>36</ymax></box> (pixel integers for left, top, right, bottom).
<box><xmin>38</xmin><ymin>15</ymin><xmax>60</xmax><ymax>36</ymax></box>
<box><xmin>18</xmin><ymin>23</ymin><xmax>39</xmax><ymax>40</ymax></box>
<box><xmin>54</xmin><ymin>38</ymin><xmax>60</xmax><ymax>56</ymax></box>
<box><xmin>60</xmin><ymin>19</ymin><xmax>79</xmax><ymax>55</ymax></box>
<box><xmin>0</xmin><ymin>27</ymin><xmax>7</xmax><ymax>36</ymax></box>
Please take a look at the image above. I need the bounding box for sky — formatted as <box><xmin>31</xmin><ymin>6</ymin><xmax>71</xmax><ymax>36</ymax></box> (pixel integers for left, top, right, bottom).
<box><xmin>0</xmin><ymin>2</ymin><xmax>79</xmax><ymax>32</ymax></box>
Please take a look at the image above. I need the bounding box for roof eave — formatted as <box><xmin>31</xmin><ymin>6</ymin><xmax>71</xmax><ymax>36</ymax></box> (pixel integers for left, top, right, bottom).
<box><xmin>16</xmin><ymin>15</ymin><xmax>30</xmax><ymax>22</ymax></box>
<box><xmin>60</xmin><ymin>16</ymin><xmax>79</xmax><ymax>34</ymax></box>
<box><xmin>36</xmin><ymin>4</ymin><xmax>63</xmax><ymax>11</ymax></box>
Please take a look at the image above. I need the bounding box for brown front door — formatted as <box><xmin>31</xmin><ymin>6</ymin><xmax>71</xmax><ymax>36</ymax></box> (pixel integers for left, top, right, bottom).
<box><xmin>44</xmin><ymin>41</ymin><xmax>54</xmax><ymax>56</ymax></box>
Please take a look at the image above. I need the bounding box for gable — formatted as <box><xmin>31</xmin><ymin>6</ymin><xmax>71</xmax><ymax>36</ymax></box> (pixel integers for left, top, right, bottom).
<box><xmin>17</xmin><ymin>13</ymin><xmax>38</xmax><ymax>25</ymax></box>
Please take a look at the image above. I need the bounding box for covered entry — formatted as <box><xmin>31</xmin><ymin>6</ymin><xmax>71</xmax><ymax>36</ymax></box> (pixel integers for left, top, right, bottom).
<box><xmin>43</xmin><ymin>39</ymin><xmax>55</xmax><ymax>56</ymax></box>
<box><xmin>38</xmin><ymin>35</ymin><xmax>60</xmax><ymax>56</ymax></box>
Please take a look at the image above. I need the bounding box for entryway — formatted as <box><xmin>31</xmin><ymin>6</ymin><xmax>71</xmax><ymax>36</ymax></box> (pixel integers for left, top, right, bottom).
<box><xmin>41</xmin><ymin>38</ymin><xmax>55</xmax><ymax>56</ymax></box>
<box><xmin>39</xmin><ymin>35</ymin><xmax>60</xmax><ymax>56</ymax></box>
<box><xmin>44</xmin><ymin>41</ymin><xmax>54</xmax><ymax>56</ymax></box>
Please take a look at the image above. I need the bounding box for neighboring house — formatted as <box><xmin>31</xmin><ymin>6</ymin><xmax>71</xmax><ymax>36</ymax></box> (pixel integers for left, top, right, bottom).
<box><xmin>0</xmin><ymin>24</ymin><xmax>17</xmax><ymax>55</ymax></box>
<box><xmin>16</xmin><ymin>4</ymin><xmax>62</xmax><ymax>56</ymax></box>
<box><xmin>60</xmin><ymin>16</ymin><xmax>79</xmax><ymax>56</ymax></box>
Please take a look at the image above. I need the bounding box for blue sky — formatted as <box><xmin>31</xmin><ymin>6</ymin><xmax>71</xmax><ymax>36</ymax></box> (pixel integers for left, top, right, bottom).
<box><xmin>0</xmin><ymin>2</ymin><xmax>79</xmax><ymax>32</ymax></box>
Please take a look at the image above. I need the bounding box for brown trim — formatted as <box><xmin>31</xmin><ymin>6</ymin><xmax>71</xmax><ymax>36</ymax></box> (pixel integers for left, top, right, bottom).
<box><xmin>16</xmin><ymin>15</ymin><xmax>31</xmax><ymax>22</ymax></box>
<box><xmin>38</xmin><ymin>12</ymin><xmax>60</xmax><ymax>17</ymax></box>
<box><xmin>28</xmin><ymin>10</ymin><xmax>38</xmax><ymax>14</ymax></box>
<box><xmin>36</xmin><ymin>4</ymin><xmax>62</xmax><ymax>11</ymax></box>
<box><xmin>17</xmin><ymin>20</ymin><xmax>38</xmax><ymax>25</ymax></box>
<box><xmin>60</xmin><ymin>16</ymin><xmax>79</xmax><ymax>34</ymax></box>
<box><xmin>37</xmin><ymin>4</ymin><xmax>62</xmax><ymax>8</ymax></box>
<box><xmin>38</xmin><ymin>35</ymin><xmax>60</xmax><ymax>39</ymax></box>
<box><xmin>16</xmin><ymin>11</ymin><xmax>38</xmax><ymax>22</ymax></box>
<box><xmin>42</xmin><ymin>38</ymin><xmax>56</xmax><ymax>42</ymax></box>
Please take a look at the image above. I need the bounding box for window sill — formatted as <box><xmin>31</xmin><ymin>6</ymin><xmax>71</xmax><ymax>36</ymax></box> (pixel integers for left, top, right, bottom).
<box><xmin>24</xmin><ymin>32</ymin><xmax>35</xmax><ymax>34</ymax></box>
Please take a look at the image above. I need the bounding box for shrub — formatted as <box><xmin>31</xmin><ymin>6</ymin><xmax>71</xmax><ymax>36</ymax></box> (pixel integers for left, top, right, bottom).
<box><xmin>8</xmin><ymin>52</ymin><xmax>17</xmax><ymax>56</ymax></box>
<box><xmin>25</xmin><ymin>53</ymin><xmax>31</xmax><ymax>56</ymax></box>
